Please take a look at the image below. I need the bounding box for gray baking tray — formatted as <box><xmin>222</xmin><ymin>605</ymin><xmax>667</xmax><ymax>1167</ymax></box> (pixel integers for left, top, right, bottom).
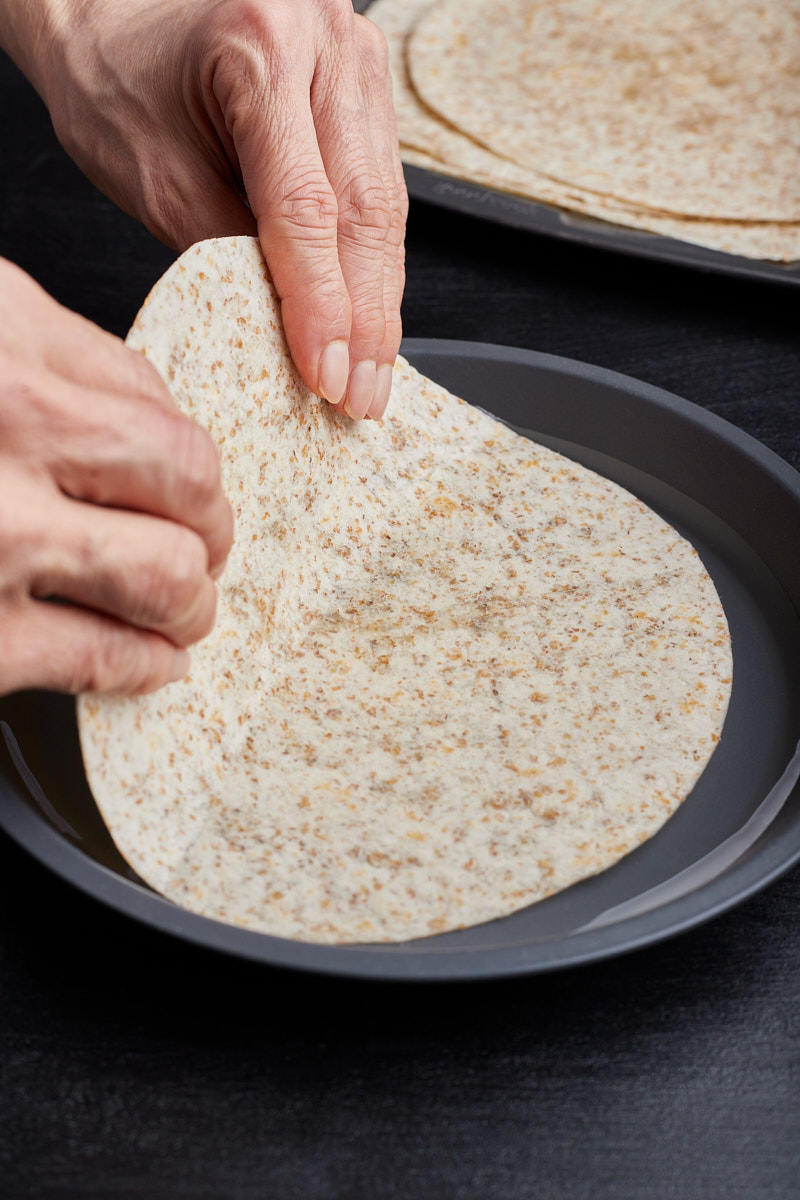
<box><xmin>352</xmin><ymin>0</ymin><xmax>799</xmax><ymax>286</ymax></box>
<box><xmin>1</xmin><ymin>341</ymin><xmax>800</xmax><ymax>981</ymax></box>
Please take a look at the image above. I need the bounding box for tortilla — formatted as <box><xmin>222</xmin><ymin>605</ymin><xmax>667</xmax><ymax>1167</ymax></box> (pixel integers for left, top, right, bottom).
<box><xmin>367</xmin><ymin>0</ymin><xmax>800</xmax><ymax>261</ymax></box>
<box><xmin>407</xmin><ymin>0</ymin><xmax>800</xmax><ymax>222</ymax></box>
<box><xmin>398</xmin><ymin>147</ymin><xmax>800</xmax><ymax>264</ymax></box>
<box><xmin>77</xmin><ymin>237</ymin><xmax>732</xmax><ymax>945</ymax></box>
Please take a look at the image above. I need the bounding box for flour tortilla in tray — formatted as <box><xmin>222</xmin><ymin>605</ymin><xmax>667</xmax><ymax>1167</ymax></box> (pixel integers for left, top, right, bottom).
<box><xmin>77</xmin><ymin>237</ymin><xmax>732</xmax><ymax>945</ymax></box>
<box><xmin>366</xmin><ymin>0</ymin><xmax>800</xmax><ymax>262</ymax></box>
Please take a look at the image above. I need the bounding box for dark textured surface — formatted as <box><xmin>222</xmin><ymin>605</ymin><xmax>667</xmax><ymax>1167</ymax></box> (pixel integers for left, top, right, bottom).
<box><xmin>1</xmin><ymin>50</ymin><xmax>800</xmax><ymax>1200</ymax></box>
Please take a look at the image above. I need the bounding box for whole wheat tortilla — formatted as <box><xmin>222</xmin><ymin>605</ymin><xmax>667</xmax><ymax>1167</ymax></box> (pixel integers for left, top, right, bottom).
<box><xmin>407</xmin><ymin>0</ymin><xmax>800</xmax><ymax>222</ymax></box>
<box><xmin>77</xmin><ymin>237</ymin><xmax>732</xmax><ymax>945</ymax></box>
<box><xmin>398</xmin><ymin>143</ymin><xmax>800</xmax><ymax>264</ymax></box>
<box><xmin>366</xmin><ymin>0</ymin><xmax>800</xmax><ymax>262</ymax></box>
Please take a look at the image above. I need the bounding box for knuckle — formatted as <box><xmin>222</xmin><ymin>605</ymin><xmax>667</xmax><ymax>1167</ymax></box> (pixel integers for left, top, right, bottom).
<box><xmin>165</xmin><ymin>411</ymin><xmax>224</xmax><ymax>513</ymax></box>
<box><xmin>273</xmin><ymin>173</ymin><xmax>340</xmax><ymax>236</ymax></box>
<box><xmin>140</xmin><ymin>528</ymin><xmax>209</xmax><ymax>627</ymax></box>
<box><xmin>206</xmin><ymin>0</ymin><xmax>289</xmax><ymax>47</ymax></box>
<box><xmin>354</xmin><ymin>26</ymin><xmax>391</xmax><ymax>94</ymax></box>
<box><xmin>207</xmin><ymin>0</ymin><xmax>311</xmax><ymax>108</ymax></box>
<box><xmin>126</xmin><ymin>347</ymin><xmax>172</xmax><ymax>406</ymax></box>
<box><xmin>76</xmin><ymin>631</ymin><xmax>140</xmax><ymax>695</ymax></box>
<box><xmin>78</xmin><ymin>627</ymin><xmax>164</xmax><ymax>696</ymax></box>
<box><xmin>322</xmin><ymin>0</ymin><xmax>356</xmax><ymax>19</ymax></box>
<box><xmin>244</xmin><ymin>0</ymin><xmax>299</xmax><ymax>46</ymax></box>
<box><xmin>315</xmin><ymin>0</ymin><xmax>357</xmax><ymax>38</ymax></box>
<box><xmin>338</xmin><ymin>177</ymin><xmax>391</xmax><ymax>245</ymax></box>
<box><xmin>387</xmin><ymin>240</ymin><xmax>407</xmax><ymax>319</ymax></box>
<box><xmin>356</xmin><ymin>16</ymin><xmax>390</xmax><ymax>69</ymax></box>
<box><xmin>280</xmin><ymin>276</ymin><xmax>351</xmax><ymax>339</ymax></box>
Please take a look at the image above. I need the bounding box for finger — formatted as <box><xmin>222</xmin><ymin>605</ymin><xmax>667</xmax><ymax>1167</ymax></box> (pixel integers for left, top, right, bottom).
<box><xmin>18</xmin><ymin>367</ymin><xmax>235</xmax><ymax>580</ymax></box>
<box><xmin>48</xmin><ymin>309</ymin><xmax>175</xmax><ymax>408</ymax></box>
<box><xmin>312</xmin><ymin>15</ymin><xmax>395</xmax><ymax>420</ymax></box>
<box><xmin>29</xmin><ymin>496</ymin><xmax>218</xmax><ymax>649</ymax></box>
<box><xmin>210</xmin><ymin>10</ymin><xmax>353</xmax><ymax>405</ymax></box>
<box><xmin>0</xmin><ymin>601</ymin><xmax>191</xmax><ymax>697</ymax></box>
<box><xmin>357</xmin><ymin>18</ymin><xmax>408</xmax><ymax>419</ymax></box>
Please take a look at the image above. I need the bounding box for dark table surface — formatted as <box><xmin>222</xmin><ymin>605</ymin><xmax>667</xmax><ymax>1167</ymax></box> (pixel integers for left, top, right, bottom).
<box><xmin>2</xmin><ymin>50</ymin><xmax>800</xmax><ymax>1200</ymax></box>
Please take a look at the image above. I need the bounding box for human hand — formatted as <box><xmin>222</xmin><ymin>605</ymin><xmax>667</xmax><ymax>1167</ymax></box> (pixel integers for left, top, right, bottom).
<box><xmin>2</xmin><ymin>0</ymin><xmax>407</xmax><ymax>420</ymax></box>
<box><xmin>0</xmin><ymin>258</ymin><xmax>234</xmax><ymax>696</ymax></box>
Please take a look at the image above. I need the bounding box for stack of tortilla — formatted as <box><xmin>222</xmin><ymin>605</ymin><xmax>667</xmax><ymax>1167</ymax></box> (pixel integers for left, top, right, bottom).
<box><xmin>368</xmin><ymin>0</ymin><xmax>800</xmax><ymax>262</ymax></box>
<box><xmin>77</xmin><ymin>237</ymin><xmax>732</xmax><ymax>945</ymax></box>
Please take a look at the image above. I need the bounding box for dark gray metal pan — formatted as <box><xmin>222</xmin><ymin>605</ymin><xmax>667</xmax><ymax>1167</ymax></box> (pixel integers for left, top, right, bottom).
<box><xmin>1</xmin><ymin>341</ymin><xmax>799</xmax><ymax>981</ymax></box>
<box><xmin>402</xmin><ymin>165</ymin><xmax>800</xmax><ymax>289</ymax></box>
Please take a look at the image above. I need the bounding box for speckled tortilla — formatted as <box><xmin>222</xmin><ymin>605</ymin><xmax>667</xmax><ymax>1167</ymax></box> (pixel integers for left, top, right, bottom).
<box><xmin>367</xmin><ymin>0</ymin><xmax>800</xmax><ymax>261</ymax></box>
<box><xmin>408</xmin><ymin>0</ymin><xmax>800</xmax><ymax>221</ymax></box>
<box><xmin>77</xmin><ymin>237</ymin><xmax>732</xmax><ymax>945</ymax></box>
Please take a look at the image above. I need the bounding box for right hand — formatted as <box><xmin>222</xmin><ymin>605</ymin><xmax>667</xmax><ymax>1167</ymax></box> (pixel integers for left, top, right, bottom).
<box><xmin>1</xmin><ymin>0</ymin><xmax>408</xmax><ymax>421</ymax></box>
<box><xmin>0</xmin><ymin>258</ymin><xmax>234</xmax><ymax>697</ymax></box>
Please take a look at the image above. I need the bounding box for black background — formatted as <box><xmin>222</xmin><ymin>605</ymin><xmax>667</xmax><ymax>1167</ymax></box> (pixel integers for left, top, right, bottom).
<box><xmin>2</xmin><ymin>50</ymin><xmax>800</xmax><ymax>1199</ymax></box>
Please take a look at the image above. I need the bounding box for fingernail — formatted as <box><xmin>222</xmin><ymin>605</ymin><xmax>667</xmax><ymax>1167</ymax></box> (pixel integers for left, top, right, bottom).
<box><xmin>369</xmin><ymin>363</ymin><xmax>393</xmax><ymax>421</ymax></box>
<box><xmin>169</xmin><ymin>648</ymin><xmax>191</xmax><ymax>683</ymax></box>
<box><xmin>345</xmin><ymin>360</ymin><xmax>376</xmax><ymax>421</ymax></box>
<box><xmin>319</xmin><ymin>341</ymin><xmax>349</xmax><ymax>406</ymax></box>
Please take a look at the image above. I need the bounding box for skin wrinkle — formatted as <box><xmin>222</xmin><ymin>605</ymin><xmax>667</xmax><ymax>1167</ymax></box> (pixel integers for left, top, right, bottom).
<box><xmin>337</xmin><ymin>171</ymin><xmax>393</xmax><ymax>244</ymax></box>
<box><xmin>271</xmin><ymin>173</ymin><xmax>342</xmax><ymax>239</ymax></box>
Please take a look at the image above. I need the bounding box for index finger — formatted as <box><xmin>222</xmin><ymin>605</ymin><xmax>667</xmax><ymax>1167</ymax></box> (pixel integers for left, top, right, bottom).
<box><xmin>210</xmin><ymin>7</ymin><xmax>354</xmax><ymax>404</ymax></box>
<box><xmin>43</xmin><ymin>371</ymin><xmax>235</xmax><ymax>579</ymax></box>
<box><xmin>312</xmin><ymin>13</ymin><xmax>407</xmax><ymax>418</ymax></box>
